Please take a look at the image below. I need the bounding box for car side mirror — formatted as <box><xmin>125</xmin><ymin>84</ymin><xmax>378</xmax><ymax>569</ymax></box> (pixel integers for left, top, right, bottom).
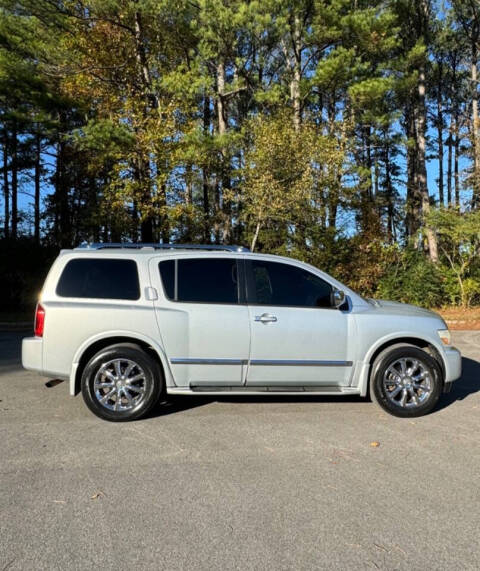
<box><xmin>331</xmin><ymin>288</ymin><xmax>345</xmax><ymax>309</ymax></box>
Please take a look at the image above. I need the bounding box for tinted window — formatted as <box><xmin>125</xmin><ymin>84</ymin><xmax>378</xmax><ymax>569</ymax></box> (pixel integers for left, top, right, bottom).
<box><xmin>57</xmin><ymin>258</ymin><xmax>140</xmax><ymax>300</ymax></box>
<box><xmin>159</xmin><ymin>258</ymin><xmax>238</xmax><ymax>304</ymax></box>
<box><xmin>250</xmin><ymin>260</ymin><xmax>332</xmax><ymax>308</ymax></box>
<box><xmin>159</xmin><ymin>259</ymin><xmax>175</xmax><ymax>300</ymax></box>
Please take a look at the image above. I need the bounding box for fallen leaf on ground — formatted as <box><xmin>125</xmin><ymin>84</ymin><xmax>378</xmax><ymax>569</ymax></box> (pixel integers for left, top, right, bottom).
<box><xmin>370</xmin><ymin>441</ymin><xmax>380</xmax><ymax>447</ymax></box>
<box><xmin>393</xmin><ymin>545</ymin><xmax>407</xmax><ymax>556</ymax></box>
<box><xmin>90</xmin><ymin>491</ymin><xmax>105</xmax><ymax>500</ymax></box>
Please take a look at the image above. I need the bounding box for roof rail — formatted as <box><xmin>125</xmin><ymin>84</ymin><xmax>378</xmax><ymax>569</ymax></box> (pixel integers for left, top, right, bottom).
<box><xmin>75</xmin><ymin>242</ymin><xmax>250</xmax><ymax>253</ymax></box>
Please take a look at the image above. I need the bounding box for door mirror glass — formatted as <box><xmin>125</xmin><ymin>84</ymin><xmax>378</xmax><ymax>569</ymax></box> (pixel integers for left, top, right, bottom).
<box><xmin>331</xmin><ymin>288</ymin><xmax>346</xmax><ymax>308</ymax></box>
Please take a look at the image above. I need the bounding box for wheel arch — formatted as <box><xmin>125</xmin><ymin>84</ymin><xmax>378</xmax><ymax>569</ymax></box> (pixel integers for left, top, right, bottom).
<box><xmin>357</xmin><ymin>335</ymin><xmax>446</xmax><ymax>397</ymax></box>
<box><xmin>70</xmin><ymin>332</ymin><xmax>172</xmax><ymax>396</ymax></box>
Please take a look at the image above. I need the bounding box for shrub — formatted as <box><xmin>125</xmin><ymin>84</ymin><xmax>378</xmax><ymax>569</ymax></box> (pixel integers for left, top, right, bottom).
<box><xmin>376</xmin><ymin>248</ymin><xmax>446</xmax><ymax>307</ymax></box>
<box><xmin>0</xmin><ymin>238</ymin><xmax>57</xmax><ymax>313</ymax></box>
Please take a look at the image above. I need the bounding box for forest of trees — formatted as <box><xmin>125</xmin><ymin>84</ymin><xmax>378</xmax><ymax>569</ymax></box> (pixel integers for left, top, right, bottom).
<box><xmin>1</xmin><ymin>0</ymin><xmax>480</xmax><ymax>312</ymax></box>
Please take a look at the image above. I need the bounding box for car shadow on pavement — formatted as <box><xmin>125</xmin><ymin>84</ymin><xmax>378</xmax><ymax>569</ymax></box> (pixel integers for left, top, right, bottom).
<box><xmin>148</xmin><ymin>393</ymin><xmax>365</xmax><ymax>419</ymax></box>
<box><xmin>149</xmin><ymin>396</ymin><xmax>213</xmax><ymax>417</ymax></box>
<box><xmin>435</xmin><ymin>356</ymin><xmax>480</xmax><ymax>412</ymax></box>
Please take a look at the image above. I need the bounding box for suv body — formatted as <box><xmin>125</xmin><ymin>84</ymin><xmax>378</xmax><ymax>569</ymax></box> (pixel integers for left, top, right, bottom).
<box><xmin>22</xmin><ymin>244</ymin><xmax>462</xmax><ymax>421</ymax></box>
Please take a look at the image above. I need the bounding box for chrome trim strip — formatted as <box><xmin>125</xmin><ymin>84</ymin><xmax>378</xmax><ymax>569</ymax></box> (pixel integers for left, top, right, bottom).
<box><xmin>170</xmin><ymin>358</ymin><xmax>352</xmax><ymax>367</ymax></box>
<box><xmin>250</xmin><ymin>359</ymin><xmax>353</xmax><ymax>367</ymax></box>
<box><xmin>170</xmin><ymin>358</ymin><xmax>247</xmax><ymax>365</ymax></box>
<box><xmin>190</xmin><ymin>385</ymin><xmax>344</xmax><ymax>392</ymax></box>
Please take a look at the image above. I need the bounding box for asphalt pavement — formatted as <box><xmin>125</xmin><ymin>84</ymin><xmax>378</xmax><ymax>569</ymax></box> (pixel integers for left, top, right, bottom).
<box><xmin>1</xmin><ymin>330</ymin><xmax>479</xmax><ymax>570</ymax></box>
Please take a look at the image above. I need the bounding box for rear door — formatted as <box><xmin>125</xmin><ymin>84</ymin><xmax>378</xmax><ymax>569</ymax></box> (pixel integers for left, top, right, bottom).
<box><xmin>245</xmin><ymin>259</ymin><xmax>352</xmax><ymax>387</ymax></box>
<box><xmin>149</xmin><ymin>256</ymin><xmax>250</xmax><ymax>388</ymax></box>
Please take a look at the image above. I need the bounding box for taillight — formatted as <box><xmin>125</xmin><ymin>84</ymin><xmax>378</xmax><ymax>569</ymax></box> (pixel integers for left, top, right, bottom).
<box><xmin>34</xmin><ymin>304</ymin><xmax>45</xmax><ymax>337</ymax></box>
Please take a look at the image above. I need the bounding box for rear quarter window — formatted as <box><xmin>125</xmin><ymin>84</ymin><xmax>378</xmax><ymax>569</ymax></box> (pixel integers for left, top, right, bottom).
<box><xmin>56</xmin><ymin>258</ymin><xmax>140</xmax><ymax>300</ymax></box>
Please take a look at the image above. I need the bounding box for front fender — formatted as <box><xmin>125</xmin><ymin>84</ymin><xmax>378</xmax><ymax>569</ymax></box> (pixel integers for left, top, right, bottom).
<box><xmin>355</xmin><ymin>331</ymin><xmax>447</xmax><ymax>397</ymax></box>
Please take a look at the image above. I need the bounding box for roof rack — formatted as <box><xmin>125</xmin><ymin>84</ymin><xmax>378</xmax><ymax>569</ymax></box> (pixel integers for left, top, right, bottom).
<box><xmin>75</xmin><ymin>242</ymin><xmax>250</xmax><ymax>253</ymax></box>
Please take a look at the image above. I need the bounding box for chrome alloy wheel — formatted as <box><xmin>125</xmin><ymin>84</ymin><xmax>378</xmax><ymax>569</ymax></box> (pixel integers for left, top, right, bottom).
<box><xmin>383</xmin><ymin>357</ymin><xmax>432</xmax><ymax>408</ymax></box>
<box><xmin>93</xmin><ymin>358</ymin><xmax>147</xmax><ymax>412</ymax></box>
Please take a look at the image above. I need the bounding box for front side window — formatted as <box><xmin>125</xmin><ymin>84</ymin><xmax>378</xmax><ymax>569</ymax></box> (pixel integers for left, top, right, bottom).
<box><xmin>159</xmin><ymin>258</ymin><xmax>239</xmax><ymax>304</ymax></box>
<box><xmin>249</xmin><ymin>260</ymin><xmax>333</xmax><ymax>308</ymax></box>
<box><xmin>56</xmin><ymin>258</ymin><xmax>140</xmax><ymax>300</ymax></box>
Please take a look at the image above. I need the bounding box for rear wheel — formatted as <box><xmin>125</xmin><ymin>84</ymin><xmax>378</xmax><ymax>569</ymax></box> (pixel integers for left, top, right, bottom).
<box><xmin>81</xmin><ymin>344</ymin><xmax>163</xmax><ymax>422</ymax></box>
<box><xmin>370</xmin><ymin>345</ymin><xmax>442</xmax><ymax>417</ymax></box>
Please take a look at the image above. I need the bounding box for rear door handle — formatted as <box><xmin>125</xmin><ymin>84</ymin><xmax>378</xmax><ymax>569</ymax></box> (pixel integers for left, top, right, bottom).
<box><xmin>255</xmin><ymin>313</ymin><xmax>278</xmax><ymax>324</ymax></box>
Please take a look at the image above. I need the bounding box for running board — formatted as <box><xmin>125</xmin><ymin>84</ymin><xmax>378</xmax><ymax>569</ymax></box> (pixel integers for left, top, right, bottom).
<box><xmin>189</xmin><ymin>385</ymin><xmax>343</xmax><ymax>393</ymax></box>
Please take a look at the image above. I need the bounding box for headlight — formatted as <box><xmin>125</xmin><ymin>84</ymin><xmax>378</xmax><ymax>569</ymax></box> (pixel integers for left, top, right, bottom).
<box><xmin>437</xmin><ymin>329</ymin><xmax>451</xmax><ymax>346</ymax></box>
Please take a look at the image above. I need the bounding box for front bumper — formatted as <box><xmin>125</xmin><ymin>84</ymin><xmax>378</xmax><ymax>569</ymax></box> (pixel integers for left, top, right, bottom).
<box><xmin>443</xmin><ymin>346</ymin><xmax>462</xmax><ymax>384</ymax></box>
<box><xmin>22</xmin><ymin>336</ymin><xmax>43</xmax><ymax>374</ymax></box>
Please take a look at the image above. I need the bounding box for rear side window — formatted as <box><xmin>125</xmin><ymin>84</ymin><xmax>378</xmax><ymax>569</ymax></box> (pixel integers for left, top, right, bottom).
<box><xmin>56</xmin><ymin>258</ymin><xmax>140</xmax><ymax>300</ymax></box>
<box><xmin>159</xmin><ymin>258</ymin><xmax>239</xmax><ymax>304</ymax></box>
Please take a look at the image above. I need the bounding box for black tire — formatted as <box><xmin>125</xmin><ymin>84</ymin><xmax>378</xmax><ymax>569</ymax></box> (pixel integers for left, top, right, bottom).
<box><xmin>370</xmin><ymin>344</ymin><xmax>443</xmax><ymax>418</ymax></box>
<box><xmin>81</xmin><ymin>343</ymin><xmax>163</xmax><ymax>422</ymax></box>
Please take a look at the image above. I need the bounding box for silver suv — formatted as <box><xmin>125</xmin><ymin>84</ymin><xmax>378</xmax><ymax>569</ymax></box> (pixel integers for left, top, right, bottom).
<box><xmin>22</xmin><ymin>243</ymin><xmax>462</xmax><ymax>421</ymax></box>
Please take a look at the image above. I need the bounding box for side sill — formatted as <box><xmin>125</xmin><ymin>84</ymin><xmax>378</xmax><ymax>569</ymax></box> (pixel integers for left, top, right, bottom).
<box><xmin>167</xmin><ymin>386</ymin><xmax>361</xmax><ymax>396</ymax></box>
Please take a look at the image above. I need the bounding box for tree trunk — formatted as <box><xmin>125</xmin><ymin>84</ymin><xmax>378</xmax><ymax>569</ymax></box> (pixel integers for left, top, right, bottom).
<box><xmin>384</xmin><ymin>138</ymin><xmax>395</xmax><ymax>242</ymax></box>
<box><xmin>406</xmin><ymin>106</ymin><xmax>421</xmax><ymax>238</ymax></box>
<box><xmin>55</xmin><ymin>122</ymin><xmax>71</xmax><ymax>248</ymax></box>
<box><xmin>2</xmin><ymin>134</ymin><xmax>8</xmax><ymax>239</ymax></box>
<box><xmin>472</xmin><ymin>40</ymin><xmax>480</xmax><ymax>207</ymax></box>
<box><xmin>134</xmin><ymin>9</ymin><xmax>158</xmax><ymax>110</ymax></box>
<box><xmin>11</xmin><ymin>122</ymin><xmax>18</xmax><ymax>240</ymax></box>
<box><xmin>250</xmin><ymin>220</ymin><xmax>261</xmax><ymax>252</ymax></box>
<box><xmin>437</xmin><ymin>62</ymin><xmax>444</xmax><ymax>206</ymax></box>
<box><xmin>202</xmin><ymin>93</ymin><xmax>210</xmax><ymax>241</ymax></box>
<box><xmin>134</xmin><ymin>155</ymin><xmax>153</xmax><ymax>242</ymax></box>
<box><xmin>291</xmin><ymin>13</ymin><xmax>302</xmax><ymax>131</ymax></box>
<box><xmin>327</xmin><ymin>97</ymin><xmax>338</xmax><ymax>229</ymax></box>
<box><xmin>447</xmin><ymin>119</ymin><xmax>453</xmax><ymax>206</ymax></box>
<box><xmin>185</xmin><ymin>163</ymin><xmax>193</xmax><ymax>206</ymax></box>
<box><xmin>217</xmin><ymin>60</ymin><xmax>227</xmax><ymax>138</ymax></box>
<box><xmin>155</xmin><ymin>157</ymin><xmax>169</xmax><ymax>243</ymax></box>
<box><xmin>361</xmin><ymin>126</ymin><xmax>377</xmax><ymax>233</ymax></box>
<box><xmin>454</xmin><ymin>110</ymin><xmax>460</xmax><ymax>207</ymax></box>
<box><xmin>366</xmin><ymin>127</ymin><xmax>373</xmax><ymax>202</ymax></box>
<box><xmin>216</xmin><ymin>59</ymin><xmax>231</xmax><ymax>242</ymax></box>
<box><xmin>140</xmin><ymin>217</ymin><xmax>153</xmax><ymax>242</ymax></box>
<box><xmin>134</xmin><ymin>8</ymin><xmax>156</xmax><ymax>241</ymax></box>
<box><xmin>327</xmin><ymin>200</ymin><xmax>338</xmax><ymax>229</ymax></box>
<box><xmin>417</xmin><ymin>65</ymin><xmax>438</xmax><ymax>262</ymax></box>
<box><xmin>34</xmin><ymin>132</ymin><xmax>41</xmax><ymax>244</ymax></box>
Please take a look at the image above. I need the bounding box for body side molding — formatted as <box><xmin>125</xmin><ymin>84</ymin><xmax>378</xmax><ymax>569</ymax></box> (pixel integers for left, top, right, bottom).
<box><xmin>170</xmin><ymin>357</ymin><xmax>353</xmax><ymax>367</ymax></box>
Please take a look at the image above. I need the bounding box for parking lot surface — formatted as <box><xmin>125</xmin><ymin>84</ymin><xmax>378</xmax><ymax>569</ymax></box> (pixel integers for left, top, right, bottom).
<box><xmin>1</xmin><ymin>330</ymin><xmax>480</xmax><ymax>570</ymax></box>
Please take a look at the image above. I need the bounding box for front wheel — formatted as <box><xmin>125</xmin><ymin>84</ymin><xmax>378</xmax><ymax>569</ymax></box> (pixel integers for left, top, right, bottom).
<box><xmin>81</xmin><ymin>343</ymin><xmax>163</xmax><ymax>422</ymax></box>
<box><xmin>370</xmin><ymin>345</ymin><xmax>443</xmax><ymax>418</ymax></box>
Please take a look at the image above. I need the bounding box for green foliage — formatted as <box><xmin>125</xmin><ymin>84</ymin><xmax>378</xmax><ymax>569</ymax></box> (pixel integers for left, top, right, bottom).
<box><xmin>0</xmin><ymin>238</ymin><xmax>56</xmax><ymax>311</ymax></box>
<box><xmin>428</xmin><ymin>209</ymin><xmax>480</xmax><ymax>307</ymax></box>
<box><xmin>377</xmin><ymin>248</ymin><xmax>445</xmax><ymax>308</ymax></box>
<box><xmin>1</xmin><ymin>0</ymin><xmax>480</xmax><ymax>312</ymax></box>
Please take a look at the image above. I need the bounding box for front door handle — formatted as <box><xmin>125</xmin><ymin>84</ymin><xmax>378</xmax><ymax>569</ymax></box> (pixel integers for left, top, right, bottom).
<box><xmin>255</xmin><ymin>313</ymin><xmax>278</xmax><ymax>324</ymax></box>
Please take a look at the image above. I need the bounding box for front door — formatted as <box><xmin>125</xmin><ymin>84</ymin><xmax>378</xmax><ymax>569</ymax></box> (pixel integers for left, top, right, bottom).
<box><xmin>150</xmin><ymin>256</ymin><xmax>250</xmax><ymax>388</ymax></box>
<box><xmin>245</xmin><ymin>259</ymin><xmax>353</xmax><ymax>387</ymax></box>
